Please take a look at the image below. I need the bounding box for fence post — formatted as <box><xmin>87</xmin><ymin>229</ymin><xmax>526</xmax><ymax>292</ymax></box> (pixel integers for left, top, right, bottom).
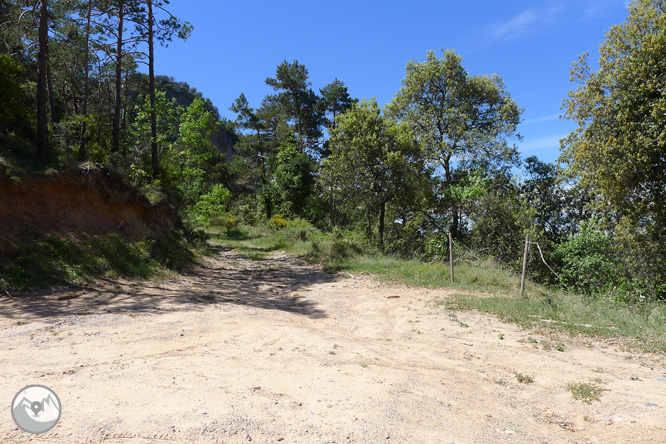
<box><xmin>449</xmin><ymin>231</ymin><xmax>454</xmax><ymax>283</ymax></box>
<box><xmin>520</xmin><ymin>233</ymin><xmax>530</xmax><ymax>298</ymax></box>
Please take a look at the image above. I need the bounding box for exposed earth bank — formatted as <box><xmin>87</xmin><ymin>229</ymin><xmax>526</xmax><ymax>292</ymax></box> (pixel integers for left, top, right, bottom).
<box><xmin>0</xmin><ymin>248</ymin><xmax>664</xmax><ymax>443</ymax></box>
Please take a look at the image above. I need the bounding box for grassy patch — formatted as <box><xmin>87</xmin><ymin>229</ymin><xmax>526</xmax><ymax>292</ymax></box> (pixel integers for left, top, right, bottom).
<box><xmin>0</xmin><ymin>231</ymin><xmax>197</xmax><ymax>292</ymax></box>
<box><xmin>443</xmin><ymin>291</ymin><xmax>666</xmax><ymax>352</ymax></box>
<box><xmin>567</xmin><ymin>382</ymin><xmax>607</xmax><ymax>404</ymax></box>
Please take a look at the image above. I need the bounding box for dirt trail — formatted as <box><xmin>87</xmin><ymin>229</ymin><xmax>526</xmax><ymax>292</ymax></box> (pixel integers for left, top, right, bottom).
<box><xmin>0</xmin><ymin>248</ymin><xmax>664</xmax><ymax>443</ymax></box>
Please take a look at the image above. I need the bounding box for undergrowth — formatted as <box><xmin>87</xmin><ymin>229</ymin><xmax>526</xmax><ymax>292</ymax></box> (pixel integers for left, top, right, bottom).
<box><xmin>0</xmin><ymin>231</ymin><xmax>200</xmax><ymax>292</ymax></box>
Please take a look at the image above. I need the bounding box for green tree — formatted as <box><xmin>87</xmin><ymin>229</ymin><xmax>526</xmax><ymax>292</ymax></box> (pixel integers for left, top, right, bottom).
<box><xmin>265</xmin><ymin>60</ymin><xmax>322</xmax><ymax>155</ymax></box>
<box><xmin>320</xmin><ymin>99</ymin><xmax>421</xmax><ymax>251</ymax></box>
<box><xmin>319</xmin><ymin>78</ymin><xmax>355</xmax><ymax>130</ymax></box>
<box><xmin>271</xmin><ymin>135</ymin><xmax>314</xmax><ymax>218</ymax></box>
<box><xmin>562</xmin><ymin>0</ymin><xmax>666</xmax><ymax>299</ymax></box>
<box><xmin>388</xmin><ymin>49</ymin><xmax>522</xmax><ymax>238</ymax></box>
<box><xmin>132</xmin><ymin>0</ymin><xmax>192</xmax><ymax>176</ymax></box>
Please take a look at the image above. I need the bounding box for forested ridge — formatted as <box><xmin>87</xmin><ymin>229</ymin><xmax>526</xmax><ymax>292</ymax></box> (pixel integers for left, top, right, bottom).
<box><xmin>1</xmin><ymin>0</ymin><xmax>665</xmax><ymax>308</ymax></box>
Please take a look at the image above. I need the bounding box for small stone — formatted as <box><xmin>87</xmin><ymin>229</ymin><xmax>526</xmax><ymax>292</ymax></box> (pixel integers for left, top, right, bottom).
<box><xmin>613</xmin><ymin>417</ymin><xmax>623</xmax><ymax>422</ymax></box>
<box><xmin>647</xmin><ymin>402</ymin><xmax>658</xmax><ymax>407</ymax></box>
<box><xmin>505</xmin><ymin>430</ymin><xmax>515</xmax><ymax>435</ymax></box>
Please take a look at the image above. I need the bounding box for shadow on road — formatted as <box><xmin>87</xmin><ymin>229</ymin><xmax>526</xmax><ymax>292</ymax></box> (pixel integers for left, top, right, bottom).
<box><xmin>1</xmin><ymin>247</ymin><xmax>336</xmax><ymax>321</ymax></box>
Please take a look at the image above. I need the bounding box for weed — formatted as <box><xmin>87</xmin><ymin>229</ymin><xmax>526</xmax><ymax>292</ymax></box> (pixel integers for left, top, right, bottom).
<box><xmin>515</xmin><ymin>372</ymin><xmax>534</xmax><ymax>384</ymax></box>
<box><xmin>495</xmin><ymin>379</ymin><xmax>507</xmax><ymax>386</ymax></box>
<box><xmin>498</xmin><ymin>333</ymin><xmax>505</xmax><ymax>340</ymax></box>
<box><xmin>567</xmin><ymin>382</ymin><xmax>607</xmax><ymax>404</ymax></box>
<box><xmin>528</xmin><ymin>337</ymin><xmax>539</xmax><ymax>344</ymax></box>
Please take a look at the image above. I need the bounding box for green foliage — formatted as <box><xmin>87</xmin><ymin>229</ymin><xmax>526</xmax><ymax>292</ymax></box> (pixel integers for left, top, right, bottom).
<box><xmin>319</xmin><ymin>78</ymin><xmax>356</xmax><ymax>131</ymax></box>
<box><xmin>270</xmin><ymin>136</ymin><xmax>315</xmax><ymax>217</ymax></box>
<box><xmin>268</xmin><ymin>214</ymin><xmax>288</xmax><ymax>231</ymax></box>
<box><xmin>515</xmin><ymin>372</ymin><xmax>534</xmax><ymax>384</ymax></box>
<box><xmin>562</xmin><ymin>0</ymin><xmax>666</xmax><ymax>299</ymax></box>
<box><xmin>0</xmin><ymin>231</ymin><xmax>195</xmax><ymax>291</ymax></box>
<box><xmin>265</xmin><ymin>60</ymin><xmax>322</xmax><ymax>154</ymax></box>
<box><xmin>192</xmin><ymin>184</ymin><xmax>231</xmax><ymax>224</ymax></box>
<box><xmin>470</xmin><ymin>188</ymin><xmax>534</xmax><ymax>268</ymax></box>
<box><xmin>553</xmin><ymin>219</ymin><xmax>622</xmax><ymax>296</ymax></box>
<box><xmin>320</xmin><ymin>99</ymin><xmax>422</xmax><ymax>250</ymax></box>
<box><xmin>209</xmin><ymin>213</ymin><xmax>238</xmax><ymax>231</ymax></box>
<box><xmin>0</xmin><ymin>54</ymin><xmax>35</xmax><ymax>157</ymax></box>
<box><xmin>388</xmin><ymin>48</ymin><xmax>522</xmax><ymax>237</ymax></box>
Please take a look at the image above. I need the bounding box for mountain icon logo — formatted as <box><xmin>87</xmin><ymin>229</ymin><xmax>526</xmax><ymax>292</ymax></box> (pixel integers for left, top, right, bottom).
<box><xmin>11</xmin><ymin>385</ymin><xmax>61</xmax><ymax>434</ymax></box>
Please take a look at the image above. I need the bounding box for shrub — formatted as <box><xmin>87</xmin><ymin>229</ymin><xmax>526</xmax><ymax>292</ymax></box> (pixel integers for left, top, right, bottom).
<box><xmin>268</xmin><ymin>214</ymin><xmax>288</xmax><ymax>231</ymax></box>
<box><xmin>192</xmin><ymin>184</ymin><xmax>231</xmax><ymax>224</ymax></box>
<box><xmin>210</xmin><ymin>213</ymin><xmax>238</xmax><ymax>231</ymax></box>
<box><xmin>553</xmin><ymin>219</ymin><xmax>622</xmax><ymax>295</ymax></box>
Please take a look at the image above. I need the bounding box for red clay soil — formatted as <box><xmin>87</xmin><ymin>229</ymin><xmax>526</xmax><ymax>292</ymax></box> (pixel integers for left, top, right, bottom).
<box><xmin>0</xmin><ymin>165</ymin><xmax>179</xmax><ymax>246</ymax></box>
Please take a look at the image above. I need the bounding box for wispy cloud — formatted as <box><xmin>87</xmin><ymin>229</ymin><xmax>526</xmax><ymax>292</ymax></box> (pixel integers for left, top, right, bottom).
<box><xmin>518</xmin><ymin>133</ymin><xmax>568</xmax><ymax>154</ymax></box>
<box><xmin>484</xmin><ymin>1</ymin><xmax>628</xmax><ymax>44</ymax></box>
<box><xmin>522</xmin><ymin>114</ymin><xmax>561</xmax><ymax>125</ymax></box>
<box><xmin>583</xmin><ymin>0</ymin><xmax>632</xmax><ymax>18</ymax></box>
<box><xmin>486</xmin><ymin>6</ymin><xmax>563</xmax><ymax>41</ymax></box>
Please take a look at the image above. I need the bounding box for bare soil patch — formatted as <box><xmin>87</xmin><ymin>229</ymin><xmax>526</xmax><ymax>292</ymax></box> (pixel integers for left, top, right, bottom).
<box><xmin>1</xmin><ymin>248</ymin><xmax>664</xmax><ymax>443</ymax></box>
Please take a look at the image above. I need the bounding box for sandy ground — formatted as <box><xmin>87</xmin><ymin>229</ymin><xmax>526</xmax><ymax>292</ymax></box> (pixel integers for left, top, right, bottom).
<box><xmin>0</xmin><ymin>247</ymin><xmax>665</xmax><ymax>444</ymax></box>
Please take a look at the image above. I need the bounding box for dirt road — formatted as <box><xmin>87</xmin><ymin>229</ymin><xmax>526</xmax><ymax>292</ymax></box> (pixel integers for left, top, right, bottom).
<box><xmin>1</xmin><ymin>248</ymin><xmax>664</xmax><ymax>443</ymax></box>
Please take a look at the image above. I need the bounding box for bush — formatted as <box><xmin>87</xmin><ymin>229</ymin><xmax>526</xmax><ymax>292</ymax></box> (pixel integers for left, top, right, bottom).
<box><xmin>192</xmin><ymin>184</ymin><xmax>231</xmax><ymax>224</ymax></box>
<box><xmin>268</xmin><ymin>214</ymin><xmax>288</xmax><ymax>231</ymax></box>
<box><xmin>553</xmin><ymin>219</ymin><xmax>622</xmax><ymax>295</ymax></box>
<box><xmin>210</xmin><ymin>213</ymin><xmax>238</xmax><ymax>231</ymax></box>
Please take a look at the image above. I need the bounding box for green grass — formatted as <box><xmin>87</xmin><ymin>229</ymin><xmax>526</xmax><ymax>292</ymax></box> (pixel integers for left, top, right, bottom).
<box><xmin>443</xmin><ymin>291</ymin><xmax>666</xmax><ymax>352</ymax></box>
<box><xmin>0</xmin><ymin>231</ymin><xmax>197</xmax><ymax>292</ymax></box>
<box><xmin>567</xmin><ymin>382</ymin><xmax>607</xmax><ymax>404</ymax></box>
<box><xmin>211</xmin><ymin>223</ymin><xmax>666</xmax><ymax>353</ymax></box>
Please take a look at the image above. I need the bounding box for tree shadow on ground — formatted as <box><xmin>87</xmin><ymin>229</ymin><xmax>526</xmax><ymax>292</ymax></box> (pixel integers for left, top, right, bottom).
<box><xmin>1</xmin><ymin>247</ymin><xmax>336</xmax><ymax>321</ymax></box>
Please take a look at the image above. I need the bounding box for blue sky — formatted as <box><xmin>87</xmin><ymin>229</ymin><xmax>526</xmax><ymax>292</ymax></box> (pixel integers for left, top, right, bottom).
<box><xmin>152</xmin><ymin>0</ymin><xmax>632</xmax><ymax>165</ymax></box>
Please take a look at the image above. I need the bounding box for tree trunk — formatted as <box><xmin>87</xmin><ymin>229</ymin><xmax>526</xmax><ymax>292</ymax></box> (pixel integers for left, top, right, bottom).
<box><xmin>36</xmin><ymin>0</ymin><xmax>49</xmax><ymax>161</ymax></box>
<box><xmin>46</xmin><ymin>64</ymin><xmax>55</xmax><ymax>123</ymax></box>
<box><xmin>451</xmin><ymin>207</ymin><xmax>460</xmax><ymax>239</ymax></box>
<box><xmin>112</xmin><ymin>0</ymin><xmax>124</xmax><ymax>154</ymax></box>
<box><xmin>147</xmin><ymin>0</ymin><xmax>158</xmax><ymax>176</ymax></box>
<box><xmin>78</xmin><ymin>0</ymin><xmax>92</xmax><ymax>160</ymax></box>
<box><xmin>378</xmin><ymin>201</ymin><xmax>386</xmax><ymax>252</ymax></box>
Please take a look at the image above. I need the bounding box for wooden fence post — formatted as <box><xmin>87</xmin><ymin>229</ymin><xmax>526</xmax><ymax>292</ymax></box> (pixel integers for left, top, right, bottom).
<box><xmin>520</xmin><ymin>233</ymin><xmax>530</xmax><ymax>298</ymax></box>
<box><xmin>449</xmin><ymin>231</ymin><xmax>454</xmax><ymax>283</ymax></box>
